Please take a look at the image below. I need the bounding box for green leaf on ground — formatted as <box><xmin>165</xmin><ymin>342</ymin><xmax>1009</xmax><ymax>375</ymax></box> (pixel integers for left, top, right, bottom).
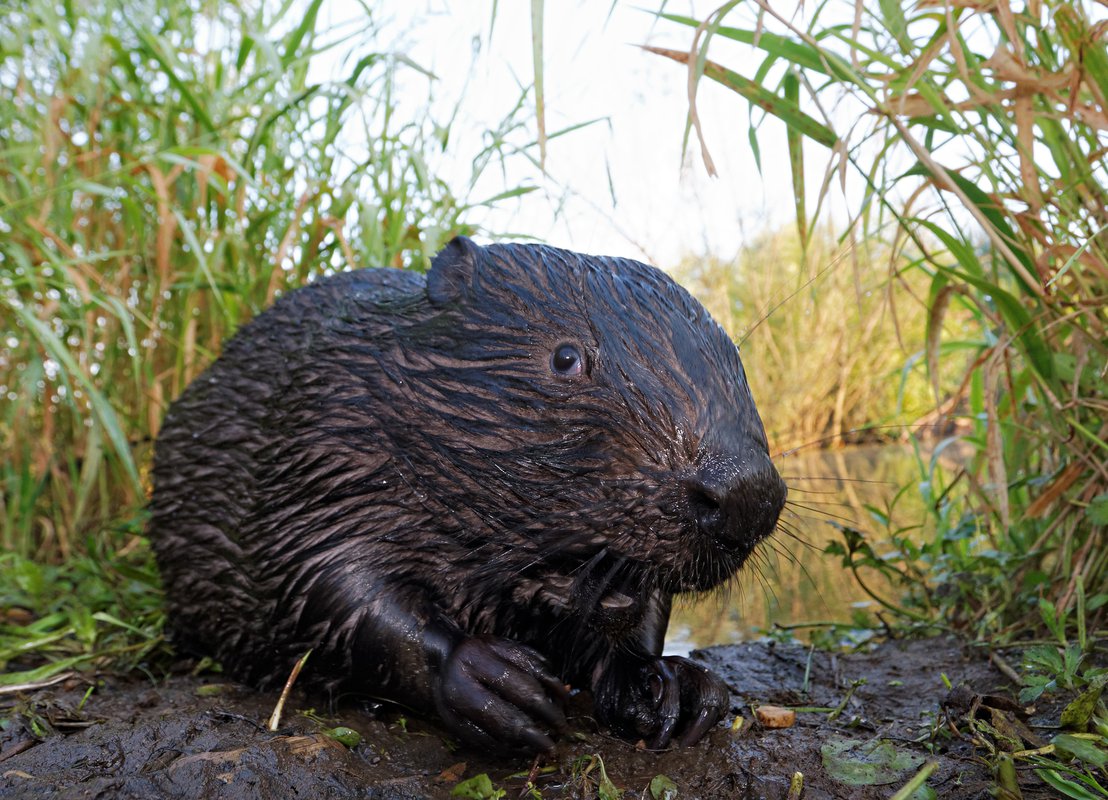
<box><xmin>1052</xmin><ymin>733</ymin><xmax>1108</xmax><ymax>768</ymax></box>
<box><xmin>650</xmin><ymin>774</ymin><xmax>679</xmax><ymax>799</ymax></box>
<box><xmin>323</xmin><ymin>726</ymin><xmax>362</xmax><ymax>747</ymax></box>
<box><xmin>1060</xmin><ymin>675</ymin><xmax>1107</xmax><ymax>730</ymax></box>
<box><xmin>821</xmin><ymin>735</ymin><xmax>926</xmax><ymax>786</ymax></box>
<box><xmin>451</xmin><ymin>774</ymin><xmax>505</xmax><ymax>800</ymax></box>
<box><xmin>1036</xmin><ymin>767</ymin><xmax>1108</xmax><ymax>800</ymax></box>
<box><xmin>1087</xmin><ymin>494</ymin><xmax>1108</xmax><ymax>526</ymax></box>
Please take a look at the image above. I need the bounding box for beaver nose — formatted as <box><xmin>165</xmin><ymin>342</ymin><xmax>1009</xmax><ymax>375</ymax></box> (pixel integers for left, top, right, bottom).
<box><xmin>685</xmin><ymin>454</ymin><xmax>787</xmax><ymax>547</ymax></box>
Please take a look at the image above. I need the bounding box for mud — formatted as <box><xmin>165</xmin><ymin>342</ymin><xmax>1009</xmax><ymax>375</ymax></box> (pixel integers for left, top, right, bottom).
<box><xmin>0</xmin><ymin>638</ymin><xmax>1072</xmax><ymax>799</ymax></box>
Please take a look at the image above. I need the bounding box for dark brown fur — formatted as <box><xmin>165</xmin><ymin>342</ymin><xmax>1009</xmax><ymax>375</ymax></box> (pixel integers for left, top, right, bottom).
<box><xmin>149</xmin><ymin>237</ymin><xmax>786</xmax><ymax>752</ymax></box>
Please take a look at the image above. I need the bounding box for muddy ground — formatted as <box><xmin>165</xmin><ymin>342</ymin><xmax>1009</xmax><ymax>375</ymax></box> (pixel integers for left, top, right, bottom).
<box><xmin>0</xmin><ymin>637</ymin><xmax>1076</xmax><ymax>799</ymax></box>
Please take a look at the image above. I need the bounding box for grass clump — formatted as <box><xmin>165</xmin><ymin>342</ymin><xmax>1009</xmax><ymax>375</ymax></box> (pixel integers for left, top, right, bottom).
<box><xmin>0</xmin><ymin>541</ymin><xmax>166</xmax><ymax>686</ymax></box>
<box><xmin>0</xmin><ymin>0</ymin><xmax>540</xmax><ymax>676</ymax></box>
<box><xmin>0</xmin><ymin>0</ymin><xmax>532</xmax><ymax>556</ymax></box>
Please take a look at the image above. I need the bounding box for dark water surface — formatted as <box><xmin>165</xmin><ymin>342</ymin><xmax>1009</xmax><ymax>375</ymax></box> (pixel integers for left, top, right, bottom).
<box><xmin>665</xmin><ymin>444</ymin><xmax>963</xmax><ymax>653</ymax></box>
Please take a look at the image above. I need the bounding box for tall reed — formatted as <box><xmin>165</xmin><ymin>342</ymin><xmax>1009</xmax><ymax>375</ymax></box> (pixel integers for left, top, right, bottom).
<box><xmin>0</xmin><ymin>0</ymin><xmax>535</xmax><ymax>560</ymax></box>
<box><xmin>655</xmin><ymin>0</ymin><xmax>1107</xmax><ymax>630</ymax></box>
<box><xmin>675</xmin><ymin>228</ymin><xmax>970</xmax><ymax>453</ymax></box>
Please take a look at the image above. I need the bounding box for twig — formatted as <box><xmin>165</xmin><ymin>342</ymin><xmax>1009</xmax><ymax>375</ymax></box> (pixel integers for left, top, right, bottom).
<box><xmin>267</xmin><ymin>649</ymin><xmax>312</xmax><ymax>732</ymax></box>
<box><xmin>989</xmin><ymin>651</ymin><xmax>1025</xmax><ymax>687</ymax></box>
<box><xmin>0</xmin><ymin>671</ymin><xmax>80</xmax><ymax>696</ymax></box>
<box><xmin>889</xmin><ymin>761</ymin><xmax>939</xmax><ymax>800</ymax></box>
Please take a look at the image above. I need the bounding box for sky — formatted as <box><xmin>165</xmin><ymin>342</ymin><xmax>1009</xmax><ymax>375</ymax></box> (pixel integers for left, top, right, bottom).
<box><xmin>312</xmin><ymin>1</ymin><xmax>810</xmax><ymax>266</ymax></box>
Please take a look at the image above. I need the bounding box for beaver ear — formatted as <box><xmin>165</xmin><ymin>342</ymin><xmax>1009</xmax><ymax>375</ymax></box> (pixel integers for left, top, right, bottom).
<box><xmin>427</xmin><ymin>236</ymin><xmax>482</xmax><ymax>306</ymax></box>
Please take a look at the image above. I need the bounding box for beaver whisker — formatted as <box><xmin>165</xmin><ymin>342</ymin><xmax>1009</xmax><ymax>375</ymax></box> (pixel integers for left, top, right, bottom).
<box><xmin>775</xmin><ymin>545</ymin><xmax>826</xmax><ymax>607</ymax></box>
<box><xmin>785</xmin><ymin>497</ymin><xmax>869</xmax><ymax>511</ymax></box>
<box><xmin>740</xmin><ymin>546</ymin><xmax>771</xmax><ymax>591</ymax></box>
<box><xmin>783</xmin><ymin>501</ymin><xmax>861</xmax><ymax>528</ymax></box>
<box><xmin>773</xmin><ymin>520</ymin><xmax>820</xmax><ymax>553</ymax></box>
<box><xmin>763</xmin><ymin>537</ymin><xmax>802</xmax><ymax>568</ymax></box>
<box><xmin>778</xmin><ymin>473</ymin><xmax>896</xmax><ymax>486</ymax></box>
<box><xmin>780</xmin><ymin>484</ymin><xmax>868</xmax><ymax>497</ymax></box>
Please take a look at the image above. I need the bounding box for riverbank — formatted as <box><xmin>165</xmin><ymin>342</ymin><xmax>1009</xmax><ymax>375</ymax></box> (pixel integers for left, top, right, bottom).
<box><xmin>1</xmin><ymin>636</ymin><xmax>1087</xmax><ymax>799</ymax></box>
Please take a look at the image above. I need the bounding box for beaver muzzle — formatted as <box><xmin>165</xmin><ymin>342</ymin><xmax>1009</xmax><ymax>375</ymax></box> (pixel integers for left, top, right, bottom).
<box><xmin>684</xmin><ymin>452</ymin><xmax>787</xmax><ymax>550</ymax></box>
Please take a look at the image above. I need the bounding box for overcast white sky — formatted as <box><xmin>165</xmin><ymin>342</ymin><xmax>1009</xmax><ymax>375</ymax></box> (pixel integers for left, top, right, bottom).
<box><xmin>314</xmin><ymin>1</ymin><xmax>810</xmax><ymax>266</ymax></box>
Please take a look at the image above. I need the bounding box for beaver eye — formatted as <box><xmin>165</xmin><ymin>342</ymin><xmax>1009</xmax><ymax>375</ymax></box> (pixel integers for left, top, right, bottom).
<box><xmin>551</xmin><ymin>343</ymin><xmax>584</xmax><ymax>377</ymax></box>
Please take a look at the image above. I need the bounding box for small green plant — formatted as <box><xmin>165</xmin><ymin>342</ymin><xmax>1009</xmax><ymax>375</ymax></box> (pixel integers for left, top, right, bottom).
<box><xmin>1020</xmin><ymin>580</ymin><xmax>1107</xmax><ymax>705</ymax></box>
<box><xmin>1019</xmin><ymin>643</ymin><xmax>1087</xmax><ymax>705</ymax></box>
<box><xmin>451</xmin><ymin>774</ymin><xmax>507</xmax><ymax>800</ymax></box>
<box><xmin>569</xmin><ymin>754</ymin><xmax>621</xmax><ymax>800</ymax></box>
<box><xmin>0</xmin><ymin>541</ymin><xmax>167</xmax><ymax>684</ymax></box>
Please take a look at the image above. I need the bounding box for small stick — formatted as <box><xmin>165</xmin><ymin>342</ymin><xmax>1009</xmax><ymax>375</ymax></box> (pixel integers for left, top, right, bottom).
<box><xmin>267</xmin><ymin>650</ymin><xmax>312</xmax><ymax>732</ymax></box>
<box><xmin>889</xmin><ymin>761</ymin><xmax>939</xmax><ymax>800</ymax></box>
<box><xmin>518</xmin><ymin>755</ymin><xmax>544</xmax><ymax>799</ymax></box>
<box><xmin>0</xmin><ymin>671</ymin><xmax>79</xmax><ymax>696</ymax></box>
<box><xmin>989</xmin><ymin>651</ymin><xmax>1025</xmax><ymax>687</ymax></box>
<box><xmin>787</xmin><ymin>771</ymin><xmax>804</xmax><ymax>800</ymax></box>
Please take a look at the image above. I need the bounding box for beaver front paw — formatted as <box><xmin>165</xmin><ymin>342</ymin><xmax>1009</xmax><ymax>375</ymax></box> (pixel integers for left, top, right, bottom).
<box><xmin>433</xmin><ymin>635</ymin><xmax>568</xmax><ymax>753</ymax></box>
<box><xmin>593</xmin><ymin>655</ymin><xmax>728</xmax><ymax>748</ymax></box>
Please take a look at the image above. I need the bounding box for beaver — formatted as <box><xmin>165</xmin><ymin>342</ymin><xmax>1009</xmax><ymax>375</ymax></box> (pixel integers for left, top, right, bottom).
<box><xmin>148</xmin><ymin>236</ymin><xmax>786</xmax><ymax>753</ymax></box>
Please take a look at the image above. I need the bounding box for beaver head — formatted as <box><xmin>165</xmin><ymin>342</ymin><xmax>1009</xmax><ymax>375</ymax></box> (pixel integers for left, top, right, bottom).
<box><xmin>342</xmin><ymin>237</ymin><xmax>788</xmax><ymax>630</ymax></box>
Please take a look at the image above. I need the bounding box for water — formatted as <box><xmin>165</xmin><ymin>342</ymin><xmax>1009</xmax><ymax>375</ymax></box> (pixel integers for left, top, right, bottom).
<box><xmin>664</xmin><ymin>444</ymin><xmax>963</xmax><ymax>654</ymax></box>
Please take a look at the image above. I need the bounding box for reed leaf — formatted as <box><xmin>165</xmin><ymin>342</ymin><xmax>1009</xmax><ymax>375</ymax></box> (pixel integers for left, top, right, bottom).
<box><xmin>643</xmin><ymin>45</ymin><xmax>838</xmax><ymax>147</ymax></box>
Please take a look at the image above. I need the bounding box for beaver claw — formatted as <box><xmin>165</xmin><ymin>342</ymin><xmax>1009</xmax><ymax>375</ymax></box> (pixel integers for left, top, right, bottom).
<box><xmin>593</xmin><ymin>655</ymin><xmax>728</xmax><ymax>748</ymax></box>
<box><xmin>433</xmin><ymin>635</ymin><xmax>568</xmax><ymax>753</ymax></box>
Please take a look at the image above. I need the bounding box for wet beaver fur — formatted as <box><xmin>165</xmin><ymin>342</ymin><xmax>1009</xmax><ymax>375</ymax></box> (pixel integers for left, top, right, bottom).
<box><xmin>149</xmin><ymin>236</ymin><xmax>787</xmax><ymax>753</ymax></box>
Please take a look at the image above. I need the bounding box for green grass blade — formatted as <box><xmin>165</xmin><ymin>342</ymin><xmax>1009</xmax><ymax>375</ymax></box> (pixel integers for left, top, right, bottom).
<box><xmin>657</xmin><ymin>11</ymin><xmax>852</xmax><ymax>79</ymax></box>
<box><xmin>784</xmin><ymin>70</ymin><xmax>807</xmax><ymax>246</ymax></box>
<box><xmin>127</xmin><ymin>25</ymin><xmax>216</xmax><ymax>134</ymax></box>
<box><xmin>645</xmin><ymin>46</ymin><xmax>837</xmax><ymax>147</ymax></box>
<box><xmin>281</xmin><ymin>0</ymin><xmax>324</xmax><ymax>68</ymax></box>
<box><xmin>0</xmin><ymin>655</ymin><xmax>95</xmax><ymax>687</ymax></box>
<box><xmin>531</xmin><ymin>0</ymin><xmax>546</xmax><ymax>169</ymax></box>
<box><xmin>8</xmin><ymin>304</ymin><xmax>141</xmax><ymax>493</ymax></box>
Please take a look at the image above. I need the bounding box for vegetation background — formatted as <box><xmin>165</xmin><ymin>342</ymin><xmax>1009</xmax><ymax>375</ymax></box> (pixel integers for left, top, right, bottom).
<box><xmin>1</xmin><ymin>0</ymin><xmax>1105</xmax><ymax>794</ymax></box>
<box><xmin>660</xmin><ymin>0</ymin><xmax>1108</xmax><ymax>632</ymax></box>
